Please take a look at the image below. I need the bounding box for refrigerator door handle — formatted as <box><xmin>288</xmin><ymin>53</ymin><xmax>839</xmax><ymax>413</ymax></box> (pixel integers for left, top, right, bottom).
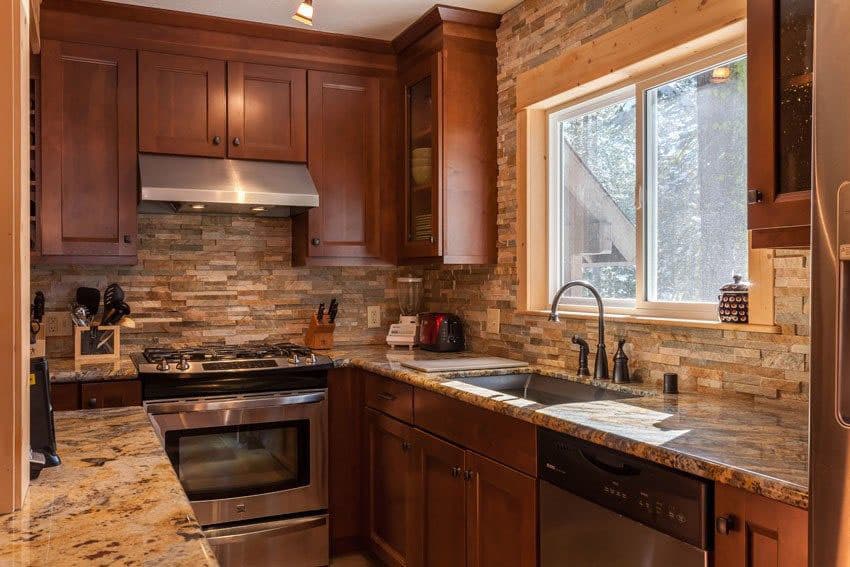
<box><xmin>836</xmin><ymin>182</ymin><xmax>850</xmax><ymax>427</ymax></box>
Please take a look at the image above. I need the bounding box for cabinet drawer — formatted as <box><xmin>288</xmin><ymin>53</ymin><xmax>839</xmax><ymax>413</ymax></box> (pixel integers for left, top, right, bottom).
<box><xmin>414</xmin><ymin>388</ymin><xmax>537</xmax><ymax>476</ymax></box>
<box><xmin>80</xmin><ymin>380</ymin><xmax>142</xmax><ymax>409</ymax></box>
<box><xmin>364</xmin><ymin>372</ymin><xmax>413</xmax><ymax>423</ymax></box>
<box><xmin>50</xmin><ymin>382</ymin><xmax>81</xmax><ymax>411</ymax></box>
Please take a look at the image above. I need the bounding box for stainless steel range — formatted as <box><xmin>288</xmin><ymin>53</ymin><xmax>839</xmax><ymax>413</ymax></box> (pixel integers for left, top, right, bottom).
<box><xmin>136</xmin><ymin>343</ymin><xmax>334</xmax><ymax>567</ymax></box>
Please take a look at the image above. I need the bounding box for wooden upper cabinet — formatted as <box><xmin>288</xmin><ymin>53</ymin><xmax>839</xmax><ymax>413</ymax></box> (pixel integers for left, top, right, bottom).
<box><xmin>138</xmin><ymin>51</ymin><xmax>226</xmax><ymax>158</ymax></box>
<box><xmin>714</xmin><ymin>483</ymin><xmax>808</xmax><ymax>566</ymax></box>
<box><xmin>747</xmin><ymin>0</ymin><xmax>813</xmax><ymax>248</ymax></box>
<box><xmin>227</xmin><ymin>62</ymin><xmax>307</xmax><ymax>162</ymax></box>
<box><xmin>293</xmin><ymin>71</ymin><xmax>384</xmax><ymax>264</ymax></box>
<box><xmin>39</xmin><ymin>40</ymin><xmax>138</xmax><ymax>260</ymax></box>
<box><xmin>397</xmin><ymin>13</ymin><xmax>498</xmax><ymax>265</ymax></box>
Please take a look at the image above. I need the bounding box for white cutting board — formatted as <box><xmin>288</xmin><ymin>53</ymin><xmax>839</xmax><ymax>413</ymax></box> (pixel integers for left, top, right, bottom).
<box><xmin>401</xmin><ymin>357</ymin><xmax>528</xmax><ymax>373</ymax></box>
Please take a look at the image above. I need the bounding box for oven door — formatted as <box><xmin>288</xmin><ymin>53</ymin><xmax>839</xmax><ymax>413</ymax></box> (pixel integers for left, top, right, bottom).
<box><xmin>146</xmin><ymin>390</ymin><xmax>327</xmax><ymax>526</ymax></box>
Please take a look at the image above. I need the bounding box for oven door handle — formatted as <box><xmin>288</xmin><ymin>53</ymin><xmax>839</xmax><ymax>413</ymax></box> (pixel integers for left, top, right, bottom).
<box><xmin>204</xmin><ymin>515</ymin><xmax>327</xmax><ymax>545</ymax></box>
<box><xmin>145</xmin><ymin>391</ymin><xmax>325</xmax><ymax>415</ymax></box>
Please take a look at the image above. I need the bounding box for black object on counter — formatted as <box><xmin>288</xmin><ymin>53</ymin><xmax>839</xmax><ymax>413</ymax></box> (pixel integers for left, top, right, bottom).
<box><xmin>612</xmin><ymin>338</ymin><xmax>630</xmax><ymax>384</ymax></box>
<box><xmin>316</xmin><ymin>302</ymin><xmax>325</xmax><ymax>322</ymax></box>
<box><xmin>663</xmin><ymin>372</ymin><xmax>679</xmax><ymax>394</ymax></box>
<box><xmin>328</xmin><ymin>298</ymin><xmax>338</xmax><ymax>323</ymax></box>
<box><xmin>30</xmin><ymin>356</ymin><xmax>60</xmax><ymax>472</ymax></box>
<box><xmin>419</xmin><ymin>312</ymin><xmax>465</xmax><ymax>352</ymax></box>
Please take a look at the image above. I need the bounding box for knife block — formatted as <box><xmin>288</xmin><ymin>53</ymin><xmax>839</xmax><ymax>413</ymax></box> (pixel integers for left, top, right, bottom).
<box><xmin>304</xmin><ymin>315</ymin><xmax>335</xmax><ymax>350</ymax></box>
<box><xmin>73</xmin><ymin>326</ymin><xmax>121</xmax><ymax>371</ymax></box>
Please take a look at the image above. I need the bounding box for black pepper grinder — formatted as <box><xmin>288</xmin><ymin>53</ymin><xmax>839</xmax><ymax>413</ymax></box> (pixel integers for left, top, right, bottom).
<box><xmin>612</xmin><ymin>339</ymin><xmax>630</xmax><ymax>384</ymax></box>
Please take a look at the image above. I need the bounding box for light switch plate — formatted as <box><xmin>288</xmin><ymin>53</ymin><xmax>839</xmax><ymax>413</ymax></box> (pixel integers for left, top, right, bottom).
<box><xmin>44</xmin><ymin>311</ymin><xmax>72</xmax><ymax>337</ymax></box>
<box><xmin>367</xmin><ymin>306</ymin><xmax>381</xmax><ymax>328</ymax></box>
<box><xmin>486</xmin><ymin>308</ymin><xmax>500</xmax><ymax>334</ymax></box>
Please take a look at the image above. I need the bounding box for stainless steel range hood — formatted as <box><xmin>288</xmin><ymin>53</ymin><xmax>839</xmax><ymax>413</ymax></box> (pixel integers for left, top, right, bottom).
<box><xmin>138</xmin><ymin>154</ymin><xmax>319</xmax><ymax>217</ymax></box>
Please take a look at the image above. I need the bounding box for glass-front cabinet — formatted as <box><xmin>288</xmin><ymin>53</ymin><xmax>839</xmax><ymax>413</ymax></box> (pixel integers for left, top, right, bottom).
<box><xmin>747</xmin><ymin>0</ymin><xmax>813</xmax><ymax>248</ymax></box>
<box><xmin>401</xmin><ymin>55</ymin><xmax>440</xmax><ymax>258</ymax></box>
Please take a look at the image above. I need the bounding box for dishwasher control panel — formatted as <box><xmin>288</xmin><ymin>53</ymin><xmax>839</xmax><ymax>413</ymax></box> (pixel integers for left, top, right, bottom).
<box><xmin>538</xmin><ymin>428</ymin><xmax>711</xmax><ymax>550</ymax></box>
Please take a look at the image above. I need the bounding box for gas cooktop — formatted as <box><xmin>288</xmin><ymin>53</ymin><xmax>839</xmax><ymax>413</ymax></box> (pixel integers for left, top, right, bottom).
<box><xmin>134</xmin><ymin>342</ymin><xmax>335</xmax><ymax>400</ymax></box>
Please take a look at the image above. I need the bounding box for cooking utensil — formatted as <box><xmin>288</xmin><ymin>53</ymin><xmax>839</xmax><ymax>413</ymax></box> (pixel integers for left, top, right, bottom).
<box><xmin>102</xmin><ymin>301</ymin><xmax>131</xmax><ymax>326</ymax></box>
<box><xmin>71</xmin><ymin>304</ymin><xmax>90</xmax><ymax>327</ymax></box>
<box><xmin>31</xmin><ymin>291</ymin><xmax>45</xmax><ymax>341</ymax></box>
<box><xmin>103</xmin><ymin>283</ymin><xmax>124</xmax><ymax>310</ymax></box>
<box><xmin>75</xmin><ymin>287</ymin><xmax>101</xmax><ymax>318</ymax></box>
<box><xmin>119</xmin><ymin>316</ymin><xmax>136</xmax><ymax>329</ymax></box>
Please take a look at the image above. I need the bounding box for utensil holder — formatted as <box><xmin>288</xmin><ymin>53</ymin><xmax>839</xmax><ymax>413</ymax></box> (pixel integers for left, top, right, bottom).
<box><xmin>304</xmin><ymin>315</ymin><xmax>335</xmax><ymax>350</ymax></box>
<box><xmin>73</xmin><ymin>325</ymin><xmax>121</xmax><ymax>371</ymax></box>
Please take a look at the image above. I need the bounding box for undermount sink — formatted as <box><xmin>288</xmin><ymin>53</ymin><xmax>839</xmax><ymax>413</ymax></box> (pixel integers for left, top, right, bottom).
<box><xmin>453</xmin><ymin>373</ymin><xmax>636</xmax><ymax>406</ymax></box>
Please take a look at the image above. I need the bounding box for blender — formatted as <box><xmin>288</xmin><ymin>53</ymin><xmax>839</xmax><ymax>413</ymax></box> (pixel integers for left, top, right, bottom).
<box><xmin>386</xmin><ymin>277</ymin><xmax>423</xmax><ymax>349</ymax></box>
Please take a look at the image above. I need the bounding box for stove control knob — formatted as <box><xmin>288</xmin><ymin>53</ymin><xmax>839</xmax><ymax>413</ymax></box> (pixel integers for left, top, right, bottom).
<box><xmin>156</xmin><ymin>359</ymin><xmax>171</xmax><ymax>372</ymax></box>
<box><xmin>176</xmin><ymin>355</ymin><xmax>190</xmax><ymax>372</ymax></box>
<box><xmin>309</xmin><ymin>353</ymin><xmax>317</xmax><ymax>364</ymax></box>
<box><xmin>290</xmin><ymin>354</ymin><xmax>301</xmax><ymax>365</ymax></box>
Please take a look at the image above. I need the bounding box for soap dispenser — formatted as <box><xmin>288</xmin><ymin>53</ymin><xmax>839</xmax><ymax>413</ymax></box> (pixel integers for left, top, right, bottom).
<box><xmin>612</xmin><ymin>339</ymin><xmax>630</xmax><ymax>384</ymax></box>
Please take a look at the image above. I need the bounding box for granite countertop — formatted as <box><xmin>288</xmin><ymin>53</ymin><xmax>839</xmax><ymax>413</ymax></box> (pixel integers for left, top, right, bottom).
<box><xmin>326</xmin><ymin>345</ymin><xmax>809</xmax><ymax>509</ymax></box>
<box><xmin>0</xmin><ymin>407</ymin><xmax>218</xmax><ymax>566</ymax></box>
<box><xmin>49</xmin><ymin>355</ymin><xmax>138</xmax><ymax>383</ymax></box>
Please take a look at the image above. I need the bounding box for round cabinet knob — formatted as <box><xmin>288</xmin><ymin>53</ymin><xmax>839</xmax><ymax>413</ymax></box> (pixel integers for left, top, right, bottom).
<box><xmin>311</xmin><ymin>238</ymin><xmax>321</xmax><ymax>246</ymax></box>
<box><xmin>715</xmin><ymin>515</ymin><xmax>737</xmax><ymax>535</ymax></box>
<box><xmin>232</xmin><ymin>137</ymin><xmax>241</xmax><ymax>147</ymax></box>
<box><xmin>87</xmin><ymin>397</ymin><xmax>97</xmax><ymax>408</ymax></box>
<box><xmin>212</xmin><ymin>136</ymin><xmax>222</xmax><ymax>145</ymax></box>
<box><xmin>401</xmin><ymin>442</ymin><xmax>411</xmax><ymax>452</ymax></box>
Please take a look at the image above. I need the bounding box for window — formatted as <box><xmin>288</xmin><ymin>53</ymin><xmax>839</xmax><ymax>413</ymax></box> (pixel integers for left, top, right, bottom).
<box><xmin>548</xmin><ymin>46</ymin><xmax>748</xmax><ymax>318</ymax></box>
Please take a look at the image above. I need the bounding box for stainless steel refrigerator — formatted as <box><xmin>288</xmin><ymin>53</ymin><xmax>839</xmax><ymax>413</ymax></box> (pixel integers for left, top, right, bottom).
<box><xmin>810</xmin><ymin>1</ymin><xmax>850</xmax><ymax>564</ymax></box>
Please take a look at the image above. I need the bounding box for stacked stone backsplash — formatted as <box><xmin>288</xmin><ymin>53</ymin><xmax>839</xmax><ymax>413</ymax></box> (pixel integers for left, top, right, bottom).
<box><xmin>32</xmin><ymin>214</ymin><xmax>418</xmax><ymax>357</ymax></box>
<box><xmin>421</xmin><ymin>0</ymin><xmax>811</xmax><ymax>405</ymax></box>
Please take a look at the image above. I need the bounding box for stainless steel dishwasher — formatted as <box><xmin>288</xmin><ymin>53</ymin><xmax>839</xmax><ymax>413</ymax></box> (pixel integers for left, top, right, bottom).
<box><xmin>539</xmin><ymin>428</ymin><xmax>711</xmax><ymax>566</ymax></box>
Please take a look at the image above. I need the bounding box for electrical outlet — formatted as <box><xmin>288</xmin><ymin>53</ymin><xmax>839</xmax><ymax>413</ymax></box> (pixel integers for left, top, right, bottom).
<box><xmin>486</xmin><ymin>308</ymin><xmax>500</xmax><ymax>334</ymax></box>
<box><xmin>44</xmin><ymin>311</ymin><xmax>72</xmax><ymax>337</ymax></box>
<box><xmin>367</xmin><ymin>306</ymin><xmax>382</xmax><ymax>328</ymax></box>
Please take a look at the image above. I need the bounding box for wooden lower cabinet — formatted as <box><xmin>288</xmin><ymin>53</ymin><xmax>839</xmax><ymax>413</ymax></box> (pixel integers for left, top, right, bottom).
<box><xmin>366</xmin><ymin>408</ymin><xmax>416</xmax><ymax>567</ymax></box>
<box><xmin>51</xmin><ymin>380</ymin><xmax>141</xmax><ymax>410</ymax></box>
<box><xmin>365</xmin><ymin>391</ymin><xmax>537</xmax><ymax>567</ymax></box>
<box><xmin>466</xmin><ymin>452</ymin><xmax>537</xmax><ymax>567</ymax></box>
<box><xmin>714</xmin><ymin>483</ymin><xmax>808</xmax><ymax>567</ymax></box>
<box><xmin>411</xmin><ymin>429</ymin><xmax>467</xmax><ymax>567</ymax></box>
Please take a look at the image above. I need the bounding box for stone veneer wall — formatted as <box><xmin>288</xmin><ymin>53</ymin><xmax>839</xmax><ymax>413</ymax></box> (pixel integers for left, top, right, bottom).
<box><xmin>32</xmin><ymin>214</ymin><xmax>418</xmax><ymax>357</ymax></box>
<box><xmin>421</xmin><ymin>0</ymin><xmax>811</xmax><ymax>405</ymax></box>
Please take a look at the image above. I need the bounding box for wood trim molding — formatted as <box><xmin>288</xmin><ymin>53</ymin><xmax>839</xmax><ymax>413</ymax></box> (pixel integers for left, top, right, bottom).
<box><xmin>42</xmin><ymin>0</ymin><xmax>394</xmax><ymax>54</ymax></box>
<box><xmin>29</xmin><ymin>0</ymin><xmax>41</xmax><ymax>54</ymax></box>
<box><xmin>392</xmin><ymin>4</ymin><xmax>501</xmax><ymax>53</ymax></box>
<box><xmin>0</xmin><ymin>0</ymin><xmax>30</xmax><ymax>514</ymax></box>
<box><xmin>515</xmin><ymin>0</ymin><xmax>746</xmax><ymax>110</ymax></box>
<box><xmin>40</xmin><ymin>1</ymin><xmax>398</xmax><ymax>76</ymax></box>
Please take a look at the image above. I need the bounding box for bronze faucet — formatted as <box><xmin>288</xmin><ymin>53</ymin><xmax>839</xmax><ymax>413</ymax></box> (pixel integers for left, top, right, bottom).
<box><xmin>549</xmin><ymin>280</ymin><xmax>609</xmax><ymax>380</ymax></box>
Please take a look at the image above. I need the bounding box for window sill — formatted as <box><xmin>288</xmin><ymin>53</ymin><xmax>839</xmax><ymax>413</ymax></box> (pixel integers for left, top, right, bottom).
<box><xmin>519</xmin><ymin>309</ymin><xmax>782</xmax><ymax>334</ymax></box>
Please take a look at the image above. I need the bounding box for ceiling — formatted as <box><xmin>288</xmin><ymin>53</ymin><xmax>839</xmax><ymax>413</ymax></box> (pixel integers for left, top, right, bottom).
<box><xmin>106</xmin><ymin>0</ymin><xmax>523</xmax><ymax>40</ymax></box>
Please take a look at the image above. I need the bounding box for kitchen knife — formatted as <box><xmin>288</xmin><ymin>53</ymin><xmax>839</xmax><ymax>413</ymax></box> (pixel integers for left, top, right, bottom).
<box><xmin>328</xmin><ymin>298</ymin><xmax>338</xmax><ymax>323</ymax></box>
<box><xmin>317</xmin><ymin>303</ymin><xmax>325</xmax><ymax>322</ymax></box>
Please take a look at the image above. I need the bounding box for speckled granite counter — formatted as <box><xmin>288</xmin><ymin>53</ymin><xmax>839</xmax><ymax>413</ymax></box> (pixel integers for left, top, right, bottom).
<box><xmin>48</xmin><ymin>355</ymin><xmax>138</xmax><ymax>383</ymax></box>
<box><xmin>326</xmin><ymin>345</ymin><xmax>809</xmax><ymax>509</ymax></box>
<box><xmin>0</xmin><ymin>407</ymin><xmax>218</xmax><ymax>566</ymax></box>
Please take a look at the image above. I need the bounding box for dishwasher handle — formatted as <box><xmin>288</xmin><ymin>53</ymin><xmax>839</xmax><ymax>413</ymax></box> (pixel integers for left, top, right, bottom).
<box><xmin>578</xmin><ymin>448</ymin><xmax>640</xmax><ymax>477</ymax></box>
<box><xmin>204</xmin><ymin>515</ymin><xmax>327</xmax><ymax>545</ymax></box>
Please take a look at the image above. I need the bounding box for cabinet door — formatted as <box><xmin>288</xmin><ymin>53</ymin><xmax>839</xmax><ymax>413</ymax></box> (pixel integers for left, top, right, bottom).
<box><xmin>400</xmin><ymin>54</ymin><xmax>441</xmax><ymax>259</ymax></box>
<box><xmin>303</xmin><ymin>71</ymin><xmax>381</xmax><ymax>260</ymax></box>
<box><xmin>50</xmin><ymin>382</ymin><xmax>80</xmax><ymax>411</ymax></box>
<box><xmin>40</xmin><ymin>40</ymin><xmax>138</xmax><ymax>259</ymax></box>
<box><xmin>80</xmin><ymin>381</ymin><xmax>142</xmax><ymax>409</ymax></box>
<box><xmin>465</xmin><ymin>452</ymin><xmax>537</xmax><ymax>567</ymax></box>
<box><xmin>366</xmin><ymin>408</ymin><xmax>415</xmax><ymax>567</ymax></box>
<box><xmin>138</xmin><ymin>51</ymin><xmax>226</xmax><ymax>158</ymax></box>
<box><xmin>411</xmin><ymin>429</ymin><xmax>466</xmax><ymax>567</ymax></box>
<box><xmin>714</xmin><ymin>484</ymin><xmax>808</xmax><ymax>567</ymax></box>
<box><xmin>747</xmin><ymin>0</ymin><xmax>813</xmax><ymax>248</ymax></box>
<box><xmin>227</xmin><ymin>62</ymin><xmax>307</xmax><ymax>162</ymax></box>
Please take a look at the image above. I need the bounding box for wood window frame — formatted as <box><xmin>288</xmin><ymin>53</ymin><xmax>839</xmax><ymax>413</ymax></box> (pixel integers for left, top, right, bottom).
<box><xmin>516</xmin><ymin>0</ymin><xmax>778</xmax><ymax>331</ymax></box>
